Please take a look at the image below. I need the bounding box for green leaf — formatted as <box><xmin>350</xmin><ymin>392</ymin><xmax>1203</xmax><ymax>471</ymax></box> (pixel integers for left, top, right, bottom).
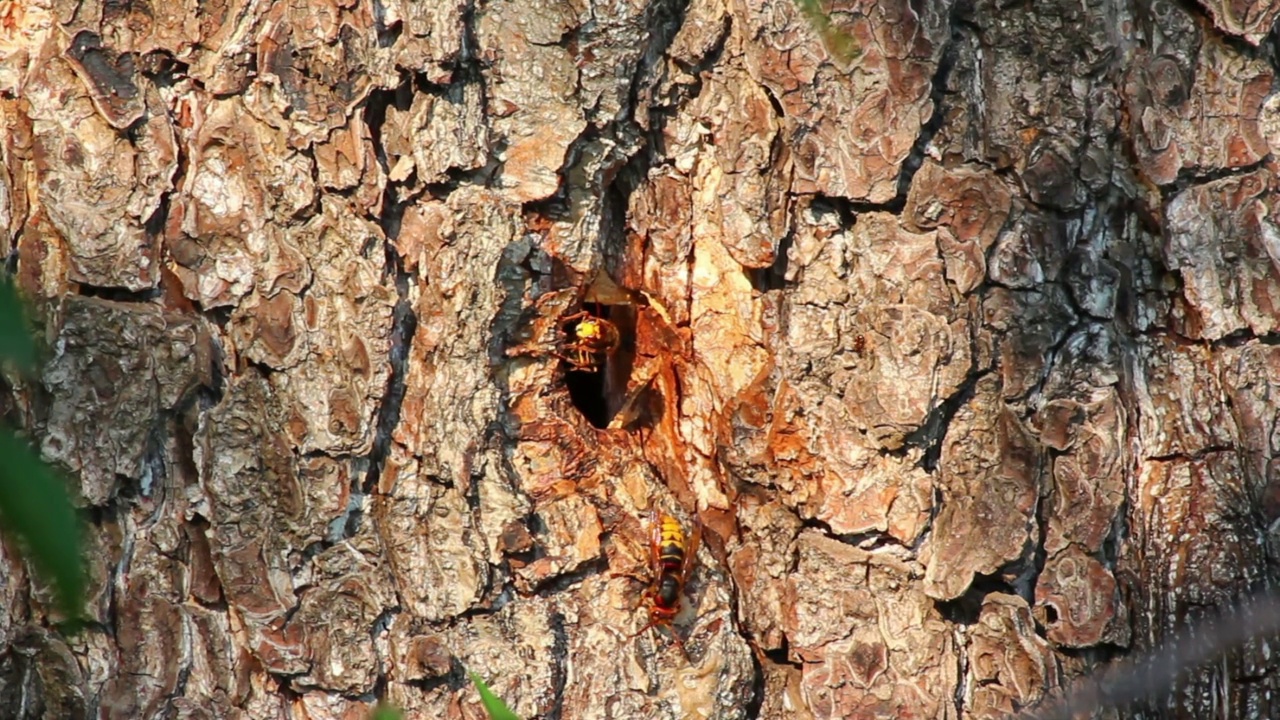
<box><xmin>369</xmin><ymin>703</ymin><xmax>404</xmax><ymax>720</ymax></box>
<box><xmin>0</xmin><ymin>430</ymin><xmax>84</xmax><ymax>618</ymax></box>
<box><xmin>0</xmin><ymin>275</ymin><xmax>38</xmax><ymax>375</ymax></box>
<box><xmin>792</xmin><ymin>0</ymin><xmax>862</xmax><ymax>63</ymax></box>
<box><xmin>469</xmin><ymin>672</ymin><xmax>522</xmax><ymax>720</ymax></box>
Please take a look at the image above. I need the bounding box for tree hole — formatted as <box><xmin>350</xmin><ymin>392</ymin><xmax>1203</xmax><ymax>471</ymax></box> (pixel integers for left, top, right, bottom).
<box><xmin>565</xmin><ymin>363</ymin><xmax>609</xmax><ymax>428</ymax></box>
<box><xmin>564</xmin><ymin>303</ymin><xmax>637</xmax><ymax>429</ymax></box>
<box><xmin>1041</xmin><ymin>602</ymin><xmax>1059</xmax><ymax>624</ymax></box>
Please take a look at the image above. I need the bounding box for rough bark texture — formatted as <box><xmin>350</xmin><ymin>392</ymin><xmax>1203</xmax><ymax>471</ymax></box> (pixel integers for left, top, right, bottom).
<box><xmin>3</xmin><ymin>0</ymin><xmax>1280</xmax><ymax>718</ymax></box>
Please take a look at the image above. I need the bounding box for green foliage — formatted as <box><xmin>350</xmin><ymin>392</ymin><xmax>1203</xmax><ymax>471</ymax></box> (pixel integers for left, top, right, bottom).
<box><xmin>0</xmin><ymin>275</ymin><xmax>84</xmax><ymax>619</ymax></box>
<box><xmin>793</xmin><ymin>0</ymin><xmax>862</xmax><ymax>63</ymax></box>
<box><xmin>470</xmin><ymin>672</ymin><xmax>522</xmax><ymax>720</ymax></box>
<box><xmin>369</xmin><ymin>703</ymin><xmax>404</xmax><ymax>720</ymax></box>
<box><xmin>0</xmin><ymin>275</ymin><xmax>37</xmax><ymax>374</ymax></box>
<box><xmin>361</xmin><ymin>674</ymin><xmax>520</xmax><ymax>719</ymax></box>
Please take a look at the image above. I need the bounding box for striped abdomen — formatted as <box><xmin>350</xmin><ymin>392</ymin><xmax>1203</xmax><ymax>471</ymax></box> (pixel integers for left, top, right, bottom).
<box><xmin>655</xmin><ymin>515</ymin><xmax>686</xmax><ymax>610</ymax></box>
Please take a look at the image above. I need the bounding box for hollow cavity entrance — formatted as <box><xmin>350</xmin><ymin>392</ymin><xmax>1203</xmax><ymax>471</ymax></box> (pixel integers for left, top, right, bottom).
<box><xmin>564</xmin><ymin>302</ymin><xmax>637</xmax><ymax>429</ymax></box>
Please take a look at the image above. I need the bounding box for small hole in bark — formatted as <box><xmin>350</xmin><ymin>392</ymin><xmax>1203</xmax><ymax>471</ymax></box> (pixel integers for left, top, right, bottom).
<box><xmin>566</xmin><ymin>362</ymin><xmax>609</xmax><ymax>427</ymax></box>
<box><xmin>564</xmin><ymin>303</ymin><xmax>637</xmax><ymax>428</ymax></box>
<box><xmin>1042</xmin><ymin>603</ymin><xmax>1059</xmax><ymax>624</ymax></box>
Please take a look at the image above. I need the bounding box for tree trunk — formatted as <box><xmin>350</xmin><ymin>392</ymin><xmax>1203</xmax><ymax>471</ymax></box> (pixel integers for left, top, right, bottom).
<box><xmin>3</xmin><ymin>0</ymin><xmax>1280</xmax><ymax>717</ymax></box>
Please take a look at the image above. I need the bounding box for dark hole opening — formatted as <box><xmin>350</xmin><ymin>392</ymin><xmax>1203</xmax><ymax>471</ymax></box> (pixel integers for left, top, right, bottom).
<box><xmin>565</xmin><ymin>364</ymin><xmax>609</xmax><ymax>428</ymax></box>
<box><xmin>1042</xmin><ymin>603</ymin><xmax>1059</xmax><ymax>625</ymax></box>
<box><xmin>563</xmin><ymin>303</ymin><xmax>637</xmax><ymax>429</ymax></box>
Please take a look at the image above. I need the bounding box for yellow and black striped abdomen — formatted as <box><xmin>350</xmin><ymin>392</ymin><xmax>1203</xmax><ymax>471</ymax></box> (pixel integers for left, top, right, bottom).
<box><xmin>657</xmin><ymin>514</ymin><xmax>685</xmax><ymax>571</ymax></box>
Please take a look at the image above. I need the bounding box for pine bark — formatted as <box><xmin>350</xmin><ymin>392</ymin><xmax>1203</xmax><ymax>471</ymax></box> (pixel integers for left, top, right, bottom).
<box><xmin>3</xmin><ymin>0</ymin><xmax>1280</xmax><ymax>718</ymax></box>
